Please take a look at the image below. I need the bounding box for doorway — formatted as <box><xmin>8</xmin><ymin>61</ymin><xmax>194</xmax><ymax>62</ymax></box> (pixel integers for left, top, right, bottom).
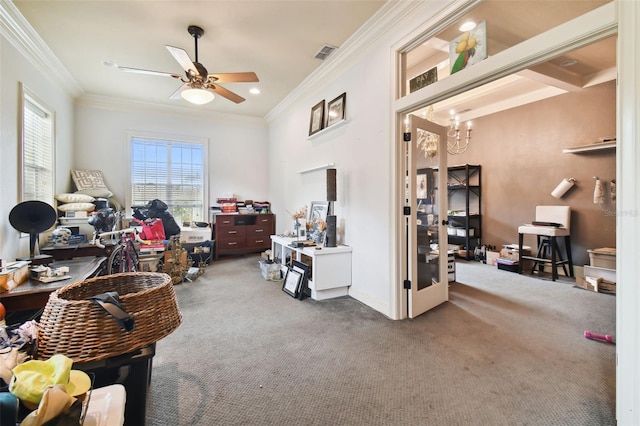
<box><xmin>395</xmin><ymin>2</ymin><xmax>617</xmax><ymax>319</ymax></box>
<box><xmin>403</xmin><ymin>114</ymin><xmax>449</xmax><ymax>318</ymax></box>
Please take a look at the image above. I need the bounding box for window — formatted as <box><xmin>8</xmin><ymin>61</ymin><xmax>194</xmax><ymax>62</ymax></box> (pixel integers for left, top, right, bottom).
<box><xmin>20</xmin><ymin>84</ymin><xmax>55</xmax><ymax>203</ymax></box>
<box><xmin>130</xmin><ymin>135</ymin><xmax>207</xmax><ymax>225</ymax></box>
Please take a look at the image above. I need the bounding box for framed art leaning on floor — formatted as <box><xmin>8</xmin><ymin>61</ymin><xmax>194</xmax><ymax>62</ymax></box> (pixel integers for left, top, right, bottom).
<box><xmin>282</xmin><ymin>267</ymin><xmax>303</xmax><ymax>298</ymax></box>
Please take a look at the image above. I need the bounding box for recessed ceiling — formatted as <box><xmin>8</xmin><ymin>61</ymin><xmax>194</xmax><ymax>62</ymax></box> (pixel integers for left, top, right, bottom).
<box><xmin>405</xmin><ymin>0</ymin><xmax>616</xmax><ymax>125</ymax></box>
<box><xmin>12</xmin><ymin>0</ymin><xmax>386</xmax><ymax>118</ymax></box>
<box><xmin>11</xmin><ymin>0</ymin><xmax>615</xmax><ymax>120</ymax></box>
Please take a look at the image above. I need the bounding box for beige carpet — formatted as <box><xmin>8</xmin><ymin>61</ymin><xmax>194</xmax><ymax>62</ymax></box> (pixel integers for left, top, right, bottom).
<box><xmin>145</xmin><ymin>255</ymin><xmax>615</xmax><ymax>425</ymax></box>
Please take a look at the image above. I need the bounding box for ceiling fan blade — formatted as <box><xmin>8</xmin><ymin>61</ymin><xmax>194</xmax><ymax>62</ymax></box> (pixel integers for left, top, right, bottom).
<box><xmin>169</xmin><ymin>83</ymin><xmax>190</xmax><ymax>100</ymax></box>
<box><xmin>166</xmin><ymin>45</ymin><xmax>199</xmax><ymax>76</ymax></box>
<box><xmin>208</xmin><ymin>84</ymin><xmax>246</xmax><ymax>103</ymax></box>
<box><xmin>209</xmin><ymin>72</ymin><xmax>259</xmax><ymax>83</ymax></box>
<box><xmin>104</xmin><ymin>61</ymin><xmax>182</xmax><ymax>79</ymax></box>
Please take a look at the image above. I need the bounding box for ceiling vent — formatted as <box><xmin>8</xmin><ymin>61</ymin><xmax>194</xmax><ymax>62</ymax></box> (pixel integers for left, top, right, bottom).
<box><xmin>314</xmin><ymin>44</ymin><xmax>338</xmax><ymax>60</ymax></box>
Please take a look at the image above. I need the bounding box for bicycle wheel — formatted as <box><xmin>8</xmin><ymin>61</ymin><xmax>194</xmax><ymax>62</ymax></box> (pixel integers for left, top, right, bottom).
<box><xmin>126</xmin><ymin>243</ymin><xmax>140</xmax><ymax>272</ymax></box>
<box><xmin>107</xmin><ymin>244</ymin><xmax>125</xmax><ymax>274</ymax></box>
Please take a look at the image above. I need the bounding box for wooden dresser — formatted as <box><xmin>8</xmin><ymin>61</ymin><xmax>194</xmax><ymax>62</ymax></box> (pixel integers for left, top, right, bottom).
<box><xmin>214</xmin><ymin>213</ymin><xmax>275</xmax><ymax>260</ymax></box>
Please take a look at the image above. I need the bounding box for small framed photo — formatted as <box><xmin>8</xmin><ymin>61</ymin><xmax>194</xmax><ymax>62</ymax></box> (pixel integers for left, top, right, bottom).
<box><xmin>282</xmin><ymin>267</ymin><xmax>303</xmax><ymax>298</ymax></box>
<box><xmin>291</xmin><ymin>260</ymin><xmax>310</xmax><ymax>299</ymax></box>
<box><xmin>309</xmin><ymin>100</ymin><xmax>325</xmax><ymax>136</ymax></box>
<box><xmin>326</xmin><ymin>92</ymin><xmax>346</xmax><ymax>127</ymax></box>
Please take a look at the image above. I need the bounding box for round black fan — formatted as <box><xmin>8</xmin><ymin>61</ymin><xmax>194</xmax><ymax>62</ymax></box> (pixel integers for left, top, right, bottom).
<box><xmin>9</xmin><ymin>200</ymin><xmax>57</xmax><ymax>261</ymax></box>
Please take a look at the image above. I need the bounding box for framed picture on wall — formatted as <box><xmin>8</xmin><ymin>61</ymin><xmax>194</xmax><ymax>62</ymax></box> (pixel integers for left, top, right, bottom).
<box><xmin>326</xmin><ymin>92</ymin><xmax>346</xmax><ymax>127</ymax></box>
<box><xmin>449</xmin><ymin>21</ymin><xmax>487</xmax><ymax>74</ymax></box>
<box><xmin>309</xmin><ymin>100</ymin><xmax>325</xmax><ymax>136</ymax></box>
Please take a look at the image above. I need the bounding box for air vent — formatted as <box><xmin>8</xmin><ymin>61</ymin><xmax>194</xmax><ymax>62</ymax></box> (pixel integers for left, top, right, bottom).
<box><xmin>314</xmin><ymin>44</ymin><xmax>338</xmax><ymax>60</ymax></box>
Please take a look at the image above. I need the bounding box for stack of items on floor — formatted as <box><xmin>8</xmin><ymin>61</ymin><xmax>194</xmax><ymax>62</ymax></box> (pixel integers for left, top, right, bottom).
<box><xmin>493</xmin><ymin>244</ymin><xmax>531</xmax><ymax>272</ymax></box>
<box><xmin>576</xmin><ymin>247</ymin><xmax>616</xmax><ymax>294</ymax></box>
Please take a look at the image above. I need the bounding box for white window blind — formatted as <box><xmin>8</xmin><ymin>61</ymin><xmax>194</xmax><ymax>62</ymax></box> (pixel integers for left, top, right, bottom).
<box><xmin>22</xmin><ymin>93</ymin><xmax>54</xmax><ymax>203</ymax></box>
<box><xmin>130</xmin><ymin>137</ymin><xmax>206</xmax><ymax>224</ymax></box>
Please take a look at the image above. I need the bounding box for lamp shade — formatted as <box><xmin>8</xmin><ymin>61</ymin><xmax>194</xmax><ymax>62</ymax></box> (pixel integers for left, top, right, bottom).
<box><xmin>181</xmin><ymin>88</ymin><xmax>215</xmax><ymax>105</ymax></box>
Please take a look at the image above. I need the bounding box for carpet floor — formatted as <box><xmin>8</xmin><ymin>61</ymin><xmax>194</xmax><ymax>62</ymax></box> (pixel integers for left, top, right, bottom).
<box><xmin>145</xmin><ymin>255</ymin><xmax>616</xmax><ymax>425</ymax></box>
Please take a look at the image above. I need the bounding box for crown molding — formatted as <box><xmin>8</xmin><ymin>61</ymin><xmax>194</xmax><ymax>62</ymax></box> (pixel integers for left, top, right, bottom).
<box><xmin>264</xmin><ymin>0</ymin><xmax>426</xmax><ymax>123</ymax></box>
<box><xmin>77</xmin><ymin>93</ymin><xmax>267</xmax><ymax>127</ymax></box>
<box><xmin>1</xmin><ymin>0</ymin><xmax>83</xmax><ymax>98</ymax></box>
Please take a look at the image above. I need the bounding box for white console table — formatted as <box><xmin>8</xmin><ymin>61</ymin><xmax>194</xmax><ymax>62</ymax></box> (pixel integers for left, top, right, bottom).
<box><xmin>270</xmin><ymin>235</ymin><xmax>352</xmax><ymax>300</ymax></box>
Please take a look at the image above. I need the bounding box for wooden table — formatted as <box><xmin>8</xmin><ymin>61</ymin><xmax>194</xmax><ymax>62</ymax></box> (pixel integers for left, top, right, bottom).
<box><xmin>0</xmin><ymin>257</ymin><xmax>106</xmax><ymax>315</ymax></box>
<box><xmin>41</xmin><ymin>241</ymin><xmax>116</xmax><ymax>261</ymax></box>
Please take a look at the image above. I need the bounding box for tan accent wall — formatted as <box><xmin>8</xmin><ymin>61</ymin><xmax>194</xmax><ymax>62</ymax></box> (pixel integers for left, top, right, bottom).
<box><xmin>431</xmin><ymin>81</ymin><xmax>616</xmax><ymax>266</ymax></box>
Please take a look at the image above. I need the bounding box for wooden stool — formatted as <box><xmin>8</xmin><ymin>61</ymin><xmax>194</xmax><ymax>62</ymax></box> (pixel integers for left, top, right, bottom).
<box><xmin>518</xmin><ymin>206</ymin><xmax>574</xmax><ymax>281</ymax></box>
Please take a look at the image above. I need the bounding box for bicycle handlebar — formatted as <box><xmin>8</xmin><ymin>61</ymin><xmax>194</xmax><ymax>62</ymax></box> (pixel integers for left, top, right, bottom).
<box><xmin>91</xmin><ymin>227</ymin><xmax>143</xmax><ymax>249</ymax></box>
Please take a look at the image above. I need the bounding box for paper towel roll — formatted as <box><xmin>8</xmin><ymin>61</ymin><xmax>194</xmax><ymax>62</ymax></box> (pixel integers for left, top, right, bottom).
<box><xmin>551</xmin><ymin>178</ymin><xmax>576</xmax><ymax>198</ymax></box>
<box><xmin>593</xmin><ymin>178</ymin><xmax>604</xmax><ymax>204</ymax></box>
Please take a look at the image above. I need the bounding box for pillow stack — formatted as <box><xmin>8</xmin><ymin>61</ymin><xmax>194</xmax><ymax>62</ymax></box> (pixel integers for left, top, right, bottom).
<box><xmin>70</xmin><ymin>169</ymin><xmax>114</xmax><ymax>198</ymax></box>
<box><xmin>54</xmin><ymin>193</ymin><xmax>96</xmax><ymax>217</ymax></box>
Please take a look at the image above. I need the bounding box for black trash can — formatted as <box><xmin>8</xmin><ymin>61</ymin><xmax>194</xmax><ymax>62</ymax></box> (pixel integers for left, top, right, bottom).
<box><xmin>75</xmin><ymin>344</ymin><xmax>155</xmax><ymax>426</ymax></box>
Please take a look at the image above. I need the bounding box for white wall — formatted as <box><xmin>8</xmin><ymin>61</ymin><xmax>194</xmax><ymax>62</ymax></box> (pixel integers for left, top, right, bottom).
<box><xmin>74</xmin><ymin>99</ymin><xmax>269</xmax><ymax>212</ymax></box>
<box><xmin>267</xmin><ymin>12</ymin><xmax>414</xmax><ymax>316</ymax></box>
<box><xmin>0</xmin><ymin>33</ymin><xmax>75</xmax><ymax>261</ymax></box>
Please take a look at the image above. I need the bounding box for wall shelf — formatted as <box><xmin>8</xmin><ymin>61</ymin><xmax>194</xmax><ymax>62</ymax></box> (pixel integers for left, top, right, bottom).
<box><xmin>298</xmin><ymin>163</ymin><xmax>335</xmax><ymax>174</ymax></box>
<box><xmin>307</xmin><ymin>119</ymin><xmax>348</xmax><ymax>140</ymax></box>
<box><xmin>562</xmin><ymin>141</ymin><xmax>616</xmax><ymax>154</ymax></box>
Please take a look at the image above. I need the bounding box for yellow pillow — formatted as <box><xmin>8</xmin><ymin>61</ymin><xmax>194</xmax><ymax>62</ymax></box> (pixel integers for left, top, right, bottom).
<box><xmin>55</xmin><ymin>193</ymin><xmax>95</xmax><ymax>203</ymax></box>
<box><xmin>57</xmin><ymin>203</ymin><xmax>95</xmax><ymax>212</ymax></box>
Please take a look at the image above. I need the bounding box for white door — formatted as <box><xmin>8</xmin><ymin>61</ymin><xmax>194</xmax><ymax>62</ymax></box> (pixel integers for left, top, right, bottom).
<box><xmin>406</xmin><ymin>114</ymin><xmax>449</xmax><ymax>318</ymax></box>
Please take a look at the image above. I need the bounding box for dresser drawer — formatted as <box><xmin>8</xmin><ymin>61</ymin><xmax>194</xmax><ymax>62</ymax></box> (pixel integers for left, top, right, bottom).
<box><xmin>255</xmin><ymin>215</ymin><xmax>274</xmax><ymax>227</ymax></box>
<box><xmin>246</xmin><ymin>235</ymin><xmax>270</xmax><ymax>249</ymax></box>
<box><xmin>217</xmin><ymin>227</ymin><xmax>246</xmax><ymax>242</ymax></box>
<box><xmin>215</xmin><ymin>216</ymin><xmax>236</xmax><ymax>228</ymax></box>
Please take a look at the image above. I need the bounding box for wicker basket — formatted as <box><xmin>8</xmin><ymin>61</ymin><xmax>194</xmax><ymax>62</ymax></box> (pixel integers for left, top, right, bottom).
<box><xmin>36</xmin><ymin>272</ymin><xmax>182</xmax><ymax>363</ymax></box>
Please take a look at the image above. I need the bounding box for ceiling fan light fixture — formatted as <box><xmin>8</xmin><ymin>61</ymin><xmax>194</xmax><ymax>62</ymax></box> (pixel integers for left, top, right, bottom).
<box><xmin>181</xmin><ymin>88</ymin><xmax>215</xmax><ymax>105</ymax></box>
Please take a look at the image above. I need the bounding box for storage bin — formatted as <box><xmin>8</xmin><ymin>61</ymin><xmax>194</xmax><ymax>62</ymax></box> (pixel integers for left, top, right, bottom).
<box><xmin>259</xmin><ymin>260</ymin><xmax>281</xmax><ymax>281</ymax></box>
<box><xmin>179</xmin><ymin>226</ymin><xmax>212</xmax><ymax>243</ymax></box>
<box><xmin>456</xmin><ymin>228</ymin><xmax>475</xmax><ymax>237</ymax></box>
<box><xmin>498</xmin><ymin>262</ymin><xmax>519</xmax><ymax>273</ymax></box>
<box><xmin>587</xmin><ymin>248</ymin><xmax>616</xmax><ymax>269</ymax></box>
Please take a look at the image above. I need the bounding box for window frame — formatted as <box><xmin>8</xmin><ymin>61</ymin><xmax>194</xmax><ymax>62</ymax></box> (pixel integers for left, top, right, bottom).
<box><xmin>127</xmin><ymin>131</ymin><xmax>209</xmax><ymax>225</ymax></box>
<box><xmin>19</xmin><ymin>82</ymin><xmax>56</xmax><ymax>204</ymax></box>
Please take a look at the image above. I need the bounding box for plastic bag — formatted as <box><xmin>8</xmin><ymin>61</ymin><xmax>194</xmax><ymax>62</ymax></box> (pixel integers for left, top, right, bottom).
<box><xmin>138</xmin><ymin>218</ymin><xmax>165</xmax><ymax>241</ymax></box>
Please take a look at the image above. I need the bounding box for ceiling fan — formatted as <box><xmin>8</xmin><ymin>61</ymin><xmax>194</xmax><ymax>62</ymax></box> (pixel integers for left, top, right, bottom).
<box><xmin>105</xmin><ymin>25</ymin><xmax>258</xmax><ymax>105</ymax></box>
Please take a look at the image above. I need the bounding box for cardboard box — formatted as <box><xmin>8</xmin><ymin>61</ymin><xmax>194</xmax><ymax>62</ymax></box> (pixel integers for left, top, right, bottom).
<box><xmin>576</xmin><ymin>276</ymin><xmax>616</xmax><ymax>294</ymax></box>
<box><xmin>179</xmin><ymin>227</ymin><xmax>212</xmax><ymax>243</ymax></box>
<box><xmin>486</xmin><ymin>250</ymin><xmax>500</xmax><ymax>266</ymax></box>
<box><xmin>584</xmin><ymin>265</ymin><xmax>616</xmax><ymax>283</ymax></box>
<box><xmin>588</xmin><ymin>248</ymin><xmax>616</xmax><ymax>269</ymax></box>
<box><xmin>0</xmin><ymin>261</ymin><xmax>30</xmax><ymax>291</ymax></box>
<box><xmin>500</xmin><ymin>244</ymin><xmax>532</xmax><ymax>261</ymax></box>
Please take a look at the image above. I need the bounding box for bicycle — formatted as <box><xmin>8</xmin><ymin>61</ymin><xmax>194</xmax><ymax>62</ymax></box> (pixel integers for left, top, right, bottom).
<box><xmin>91</xmin><ymin>226</ymin><xmax>144</xmax><ymax>274</ymax></box>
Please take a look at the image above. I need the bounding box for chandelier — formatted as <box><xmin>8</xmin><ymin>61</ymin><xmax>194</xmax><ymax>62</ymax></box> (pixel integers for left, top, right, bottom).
<box><xmin>446</xmin><ymin>110</ymin><xmax>472</xmax><ymax>155</ymax></box>
<box><xmin>415</xmin><ymin>106</ymin><xmax>473</xmax><ymax>157</ymax></box>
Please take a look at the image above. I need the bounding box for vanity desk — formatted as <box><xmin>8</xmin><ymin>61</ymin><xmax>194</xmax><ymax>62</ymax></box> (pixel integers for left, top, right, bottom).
<box><xmin>270</xmin><ymin>235</ymin><xmax>352</xmax><ymax>300</ymax></box>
